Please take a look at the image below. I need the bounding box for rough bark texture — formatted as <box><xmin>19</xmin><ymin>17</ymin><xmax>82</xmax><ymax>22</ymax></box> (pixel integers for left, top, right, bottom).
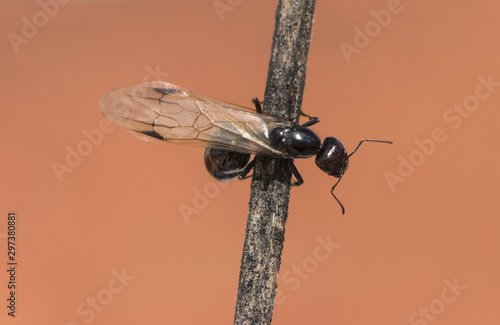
<box><xmin>233</xmin><ymin>1</ymin><xmax>316</xmax><ymax>324</ymax></box>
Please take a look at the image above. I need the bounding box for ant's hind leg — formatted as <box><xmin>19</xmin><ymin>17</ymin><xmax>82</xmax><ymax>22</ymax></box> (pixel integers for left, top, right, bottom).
<box><xmin>238</xmin><ymin>158</ymin><xmax>256</xmax><ymax>180</ymax></box>
<box><xmin>238</xmin><ymin>157</ymin><xmax>272</xmax><ymax>190</ymax></box>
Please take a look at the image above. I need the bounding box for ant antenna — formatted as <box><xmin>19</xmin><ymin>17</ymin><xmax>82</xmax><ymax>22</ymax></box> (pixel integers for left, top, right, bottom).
<box><xmin>330</xmin><ymin>177</ymin><xmax>345</xmax><ymax>215</ymax></box>
<box><xmin>349</xmin><ymin>139</ymin><xmax>393</xmax><ymax>158</ymax></box>
<box><xmin>331</xmin><ymin>139</ymin><xmax>393</xmax><ymax>215</ymax></box>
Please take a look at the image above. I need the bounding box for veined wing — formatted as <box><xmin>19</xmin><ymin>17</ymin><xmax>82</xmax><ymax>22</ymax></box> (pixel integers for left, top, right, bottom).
<box><xmin>99</xmin><ymin>81</ymin><xmax>292</xmax><ymax>156</ymax></box>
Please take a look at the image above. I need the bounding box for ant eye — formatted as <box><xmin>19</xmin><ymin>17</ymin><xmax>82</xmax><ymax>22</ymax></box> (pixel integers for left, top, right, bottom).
<box><xmin>315</xmin><ymin>137</ymin><xmax>349</xmax><ymax>178</ymax></box>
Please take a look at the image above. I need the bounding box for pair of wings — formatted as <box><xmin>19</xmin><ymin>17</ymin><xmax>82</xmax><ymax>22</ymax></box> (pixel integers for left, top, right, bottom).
<box><xmin>99</xmin><ymin>81</ymin><xmax>294</xmax><ymax>156</ymax></box>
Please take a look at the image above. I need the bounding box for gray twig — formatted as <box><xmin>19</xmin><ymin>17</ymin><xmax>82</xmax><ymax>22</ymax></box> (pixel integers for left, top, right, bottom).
<box><xmin>233</xmin><ymin>1</ymin><xmax>316</xmax><ymax>324</ymax></box>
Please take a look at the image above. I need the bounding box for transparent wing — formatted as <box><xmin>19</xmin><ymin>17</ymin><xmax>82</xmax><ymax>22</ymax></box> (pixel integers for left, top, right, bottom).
<box><xmin>99</xmin><ymin>81</ymin><xmax>292</xmax><ymax>156</ymax></box>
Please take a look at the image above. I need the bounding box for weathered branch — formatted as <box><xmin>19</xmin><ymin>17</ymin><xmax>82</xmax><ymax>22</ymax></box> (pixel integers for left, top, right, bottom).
<box><xmin>233</xmin><ymin>1</ymin><xmax>316</xmax><ymax>324</ymax></box>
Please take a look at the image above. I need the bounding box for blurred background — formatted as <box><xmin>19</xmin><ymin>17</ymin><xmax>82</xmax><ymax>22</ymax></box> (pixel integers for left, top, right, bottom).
<box><xmin>1</xmin><ymin>0</ymin><xmax>499</xmax><ymax>324</ymax></box>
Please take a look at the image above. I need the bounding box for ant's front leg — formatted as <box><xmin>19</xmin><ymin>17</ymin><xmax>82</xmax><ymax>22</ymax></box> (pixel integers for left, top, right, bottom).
<box><xmin>300</xmin><ymin>116</ymin><xmax>320</xmax><ymax>128</ymax></box>
<box><xmin>252</xmin><ymin>97</ymin><xmax>263</xmax><ymax>114</ymax></box>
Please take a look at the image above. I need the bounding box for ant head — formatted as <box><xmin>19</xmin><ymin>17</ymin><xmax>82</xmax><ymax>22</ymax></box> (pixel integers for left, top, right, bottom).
<box><xmin>315</xmin><ymin>138</ymin><xmax>393</xmax><ymax>214</ymax></box>
<box><xmin>315</xmin><ymin>137</ymin><xmax>349</xmax><ymax>179</ymax></box>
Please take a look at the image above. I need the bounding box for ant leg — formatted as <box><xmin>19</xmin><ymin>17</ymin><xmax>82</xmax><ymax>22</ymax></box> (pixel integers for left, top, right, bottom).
<box><xmin>238</xmin><ymin>158</ymin><xmax>256</xmax><ymax>180</ymax></box>
<box><xmin>261</xmin><ymin>159</ymin><xmax>277</xmax><ymax>189</ymax></box>
<box><xmin>285</xmin><ymin>83</ymin><xmax>319</xmax><ymax>125</ymax></box>
<box><xmin>237</xmin><ymin>157</ymin><xmax>273</xmax><ymax>190</ymax></box>
<box><xmin>330</xmin><ymin>177</ymin><xmax>345</xmax><ymax>215</ymax></box>
<box><xmin>299</xmin><ymin>109</ymin><xmax>315</xmax><ymax>120</ymax></box>
<box><xmin>288</xmin><ymin>160</ymin><xmax>304</xmax><ymax>186</ymax></box>
<box><xmin>252</xmin><ymin>97</ymin><xmax>263</xmax><ymax>114</ymax></box>
<box><xmin>300</xmin><ymin>116</ymin><xmax>320</xmax><ymax>128</ymax></box>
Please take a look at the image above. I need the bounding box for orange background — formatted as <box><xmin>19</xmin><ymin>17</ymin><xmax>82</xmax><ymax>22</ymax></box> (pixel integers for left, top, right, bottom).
<box><xmin>1</xmin><ymin>1</ymin><xmax>499</xmax><ymax>324</ymax></box>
